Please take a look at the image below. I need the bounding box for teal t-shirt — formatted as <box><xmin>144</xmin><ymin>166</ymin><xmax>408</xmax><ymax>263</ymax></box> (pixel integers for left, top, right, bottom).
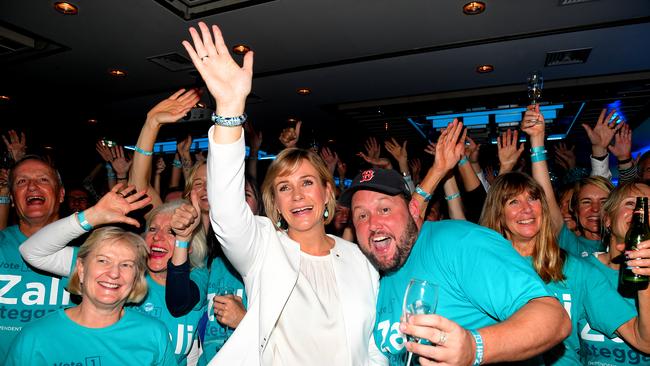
<box><xmin>578</xmin><ymin>257</ymin><xmax>650</xmax><ymax>366</ymax></box>
<box><xmin>0</xmin><ymin>225</ymin><xmax>77</xmax><ymax>358</ymax></box>
<box><xmin>374</xmin><ymin>220</ymin><xmax>552</xmax><ymax>365</ymax></box>
<box><xmin>198</xmin><ymin>256</ymin><xmax>248</xmax><ymax>366</ymax></box>
<box><xmin>534</xmin><ymin>254</ymin><xmax>634</xmax><ymax>365</ymax></box>
<box><xmin>558</xmin><ymin>224</ymin><xmax>603</xmax><ymax>258</ymax></box>
<box><xmin>4</xmin><ymin>308</ymin><xmax>177</xmax><ymax>365</ymax></box>
<box><xmin>134</xmin><ymin>270</ymin><xmax>208</xmax><ymax>366</ymax></box>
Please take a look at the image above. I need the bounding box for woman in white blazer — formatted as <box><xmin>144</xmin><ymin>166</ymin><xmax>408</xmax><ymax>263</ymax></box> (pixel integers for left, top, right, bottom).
<box><xmin>180</xmin><ymin>23</ymin><xmax>386</xmax><ymax>365</ymax></box>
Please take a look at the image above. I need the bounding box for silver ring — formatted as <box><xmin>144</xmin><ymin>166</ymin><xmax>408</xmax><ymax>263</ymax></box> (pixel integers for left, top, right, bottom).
<box><xmin>201</xmin><ymin>56</ymin><xmax>209</xmax><ymax>62</ymax></box>
<box><xmin>438</xmin><ymin>331</ymin><xmax>448</xmax><ymax>345</ymax></box>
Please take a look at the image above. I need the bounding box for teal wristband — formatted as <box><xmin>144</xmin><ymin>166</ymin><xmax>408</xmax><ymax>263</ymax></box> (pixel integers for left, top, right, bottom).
<box><xmin>175</xmin><ymin>240</ymin><xmax>189</xmax><ymax>249</ymax></box>
<box><xmin>0</xmin><ymin>196</ymin><xmax>10</xmax><ymax>205</ymax></box>
<box><xmin>470</xmin><ymin>329</ymin><xmax>484</xmax><ymax>365</ymax></box>
<box><xmin>172</xmin><ymin>159</ymin><xmax>182</xmax><ymax>168</ymax></box>
<box><xmin>530</xmin><ymin>146</ymin><xmax>546</xmax><ymax>154</ymax></box>
<box><xmin>77</xmin><ymin>211</ymin><xmax>93</xmax><ymax>232</ymax></box>
<box><xmin>415</xmin><ymin>186</ymin><xmax>432</xmax><ymax>202</ymax></box>
<box><xmin>531</xmin><ymin>152</ymin><xmax>547</xmax><ymax>163</ymax></box>
<box><xmin>445</xmin><ymin>192</ymin><xmax>461</xmax><ymax>201</ymax></box>
<box><xmin>134</xmin><ymin>146</ymin><xmax>153</xmax><ymax>156</ymax></box>
<box><xmin>458</xmin><ymin>156</ymin><xmax>469</xmax><ymax>166</ymax></box>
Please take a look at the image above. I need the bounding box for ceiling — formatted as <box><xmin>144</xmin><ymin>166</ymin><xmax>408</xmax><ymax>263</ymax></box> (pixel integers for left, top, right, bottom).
<box><xmin>1</xmin><ymin>0</ymin><xmax>650</xmax><ymax>183</ymax></box>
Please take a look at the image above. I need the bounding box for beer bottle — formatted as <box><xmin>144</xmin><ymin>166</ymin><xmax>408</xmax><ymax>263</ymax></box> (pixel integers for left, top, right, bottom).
<box><xmin>619</xmin><ymin>197</ymin><xmax>650</xmax><ymax>291</ymax></box>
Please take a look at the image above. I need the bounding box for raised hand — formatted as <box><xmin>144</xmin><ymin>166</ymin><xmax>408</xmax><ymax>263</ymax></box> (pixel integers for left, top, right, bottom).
<box><xmin>244</xmin><ymin>120</ymin><xmax>263</xmax><ymax>153</ymax></box>
<box><xmin>177</xmin><ymin>135</ymin><xmax>193</xmax><ymax>167</ymax></box>
<box><xmin>2</xmin><ymin>130</ymin><xmax>26</xmax><ymax>162</ymax></box>
<box><xmin>553</xmin><ymin>142</ymin><xmax>576</xmax><ymax>171</ymax></box>
<box><xmin>363</xmin><ymin>137</ymin><xmax>381</xmax><ymax>161</ymax></box>
<box><xmin>432</xmin><ymin>119</ymin><xmax>466</xmax><ymax>175</ymax></box>
<box><xmin>155</xmin><ymin>156</ymin><xmax>166</xmax><ymax>175</ymax></box>
<box><xmin>320</xmin><ymin>147</ymin><xmax>338</xmax><ymax>175</ymax></box>
<box><xmin>83</xmin><ymin>184</ymin><xmax>152</xmax><ymax>228</ymax></box>
<box><xmin>111</xmin><ymin>146</ymin><xmax>132</xmax><ymax>178</ymax></box>
<box><xmin>409</xmin><ymin>158</ymin><xmax>422</xmax><ymax>182</ymax></box>
<box><xmin>182</xmin><ymin>22</ymin><xmax>253</xmax><ymax>117</ymax></box>
<box><xmin>424</xmin><ymin>141</ymin><xmax>437</xmax><ymax>156</ymax></box>
<box><xmin>171</xmin><ymin>190</ymin><xmax>201</xmax><ymax>242</ymax></box>
<box><xmin>608</xmin><ymin>123</ymin><xmax>632</xmax><ymax>161</ymax></box>
<box><xmin>385</xmin><ymin>138</ymin><xmax>408</xmax><ymax>167</ymax></box>
<box><xmin>357</xmin><ymin>152</ymin><xmax>392</xmax><ymax>170</ymax></box>
<box><xmin>520</xmin><ymin>105</ymin><xmax>545</xmax><ymax>140</ymax></box>
<box><xmin>95</xmin><ymin>141</ymin><xmax>113</xmax><ymax>163</ymax></box>
<box><xmin>582</xmin><ymin>108</ymin><xmax>622</xmax><ymax>157</ymax></box>
<box><xmin>146</xmin><ymin>89</ymin><xmax>200</xmax><ymax>127</ymax></box>
<box><xmin>465</xmin><ymin>136</ymin><xmax>480</xmax><ymax>165</ymax></box>
<box><xmin>498</xmin><ymin>129</ymin><xmax>525</xmax><ymax>174</ymax></box>
<box><xmin>279</xmin><ymin>121</ymin><xmax>302</xmax><ymax>149</ymax></box>
<box><xmin>336</xmin><ymin>159</ymin><xmax>347</xmax><ymax>180</ymax></box>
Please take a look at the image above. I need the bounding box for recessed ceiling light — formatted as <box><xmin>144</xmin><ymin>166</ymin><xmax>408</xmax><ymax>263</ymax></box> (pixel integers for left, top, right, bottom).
<box><xmin>54</xmin><ymin>2</ymin><xmax>78</xmax><ymax>15</ymax></box>
<box><xmin>87</xmin><ymin>118</ymin><xmax>98</xmax><ymax>124</ymax></box>
<box><xmin>43</xmin><ymin>145</ymin><xmax>54</xmax><ymax>150</ymax></box>
<box><xmin>476</xmin><ymin>64</ymin><xmax>494</xmax><ymax>73</ymax></box>
<box><xmin>297</xmin><ymin>88</ymin><xmax>311</xmax><ymax>96</ymax></box>
<box><xmin>287</xmin><ymin>117</ymin><xmax>300</xmax><ymax>123</ymax></box>
<box><xmin>0</xmin><ymin>95</ymin><xmax>10</xmax><ymax>101</ymax></box>
<box><xmin>232</xmin><ymin>44</ymin><xmax>251</xmax><ymax>55</ymax></box>
<box><xmin>108</xmin><ymin>69</ymin><xmax>127</xmax><ymax>77</ymax></box>
<box><xmin>463</xmin><ymin>1</ymin><xmax>486</xmax><ymax>15</ymax></box>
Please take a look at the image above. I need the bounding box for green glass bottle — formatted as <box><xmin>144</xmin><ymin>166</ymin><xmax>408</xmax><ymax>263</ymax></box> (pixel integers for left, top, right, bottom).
<box><xmin>619</xmin><ymin>197</ymin><xmax>650</xmax><ymax>291</ymax></box>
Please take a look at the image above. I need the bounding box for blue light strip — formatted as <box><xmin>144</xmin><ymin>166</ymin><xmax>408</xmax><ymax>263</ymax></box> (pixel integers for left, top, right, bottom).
<box><xmin>565</xmin><ymin>102</ymin><xmax>585</xmax><ymax>137</ymax></box>
<box><xmin>407</xmin><ymin>117</ymin><xmax>430</xmax><ymax>143</ymax></box>
<box><xmin>126</xmin><ymin>138</ymin><xmax>276</xmax><ymax>160</ymax></box>
<box><xmin>427</xmin><ymin>104</ymin><xmax>564</xmax><ymax>129</ymax></box>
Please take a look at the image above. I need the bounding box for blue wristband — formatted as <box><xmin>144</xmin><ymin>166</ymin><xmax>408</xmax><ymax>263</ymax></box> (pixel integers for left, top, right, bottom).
<box><xmin>0</xmin><ymin>196</ymin><xmax>10</xmax><ymax>205</ymax></box>
<box><xmin>77</xmin><ymin>211</ymin><xmax>93</xmax><ymax>232</ymax></box>
<box><xmin>172</xmin><ymin>159</ymin><xmax>182</xmax><ymax>168</ymax></box>
<box><xmin>531</xmin><ymin>152</ymin><xmax>547</xmax><ymax>163</ymax></box>
<box><xmin>175</xmin><ymin>240</ymin><xmax>189</xmax><ymax>249</ymax></box>
<box><xmin>134</xmin><ymin>146</ymin><xmax>153</xmax><ymax>156</ymax></box>
<box><xmin>530</xmin><ymin>146</ymin><xmax>546</xmax><ymax>154</ymax></box>
<box><xmin>445</xmin><ymin>192</ymin><xmax>461</xmax><ymax>201</ymax></box>
<box><xmin>415</xmin><ymin>186</ymin><xmax>432</xmax><ymax>202</ymax></box>
<box><xmin>458</xmin><ymin>156</ymin><xmax>469</xmax><ymax>166</ymax></box>
<box><xmin>470</xmin><ymin>329</ymin><xmax>484</xmax><ymax>365</ymax></box>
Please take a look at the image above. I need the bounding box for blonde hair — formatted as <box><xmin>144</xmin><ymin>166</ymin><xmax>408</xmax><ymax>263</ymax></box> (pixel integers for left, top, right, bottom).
<box><xmin>571</xmin><ymin>176</ymin><xmax>614</xmax><ymax>236</ymax></box>
<box><xmin>480</xmin><ymin>172</ymin><xmax>565</xmax><ymax>283</ymax></box>
<box><xmin>68</xmin><ymin>227</ymin><xmax>148</xmax><ymax>304</ymax></box>
<box><xmin>261</xmin><ymin>148</ymin><xmax>336</xmax><ymax>230</ymax></box>
<box><xmin>145</xmin><ymin>200</ymin><xmax>206</xmax><ymax>268</ymax></box>
<box><xmin>602</xmin><ymin>182</ymin><xmax>650</xmax><ymax>241</ymax></box>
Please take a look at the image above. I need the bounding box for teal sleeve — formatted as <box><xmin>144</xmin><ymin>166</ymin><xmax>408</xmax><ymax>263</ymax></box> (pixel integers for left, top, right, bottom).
<box><xmin>160</xmin><ymin>334</ymin><xmax>180</xmax><ymax>366</ymax></box>
<box><xmin>558</xmin><ymin>224</ymin><xmax>581</xmax><ymax>257</ymax></box>
<box><xmin>582</xmin><ymin>258</ymin><xmax>637</xmax><ymax>338</ymax></box>
<box><xmin>428</xmin><ymin>221</ymin><xmax>551</xmax><ymax>320</ymax></box>
<box><xmin>190</xmin><ymin>267</ymin><xmax>209</xmax><ymax>309</ymax></box>
<box><xmin>4</xmin><ymin>329</ymin><xmax>34</xmax><ymax>366</ymax></box>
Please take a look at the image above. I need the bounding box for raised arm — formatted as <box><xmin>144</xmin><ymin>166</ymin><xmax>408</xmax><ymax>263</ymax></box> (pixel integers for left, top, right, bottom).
<box><xmin>583</xmin><ymin>108</ymin><xmax>622</xmax><ymax>180</ymax></box>
<box><xmin>2</xmin><ymin>130</ymin><xmax>27</xmax><ymax>163</ymax></box>
<box><xmin>129</xmin><ymin>89</ymin><xmax>199</xmax><ymax>208</ymax></box>
<box><xmin>609</xmin><ymin>123</ymin><xmax>637</xmax><ymax>184</ymax></box>
<box><xmin>497</xmin><ymin>129</ymin><xmax>524</xmax><ymax>176</ymax></box>
<box><xmin>19</xmin><ymin>184</ymin><xmax>151</xmax><ymax>276</ymax></box>
<box><xmin>521</xmin><ymin>105</ymin><xmax>563</xmax><ymax>233</ymax></box>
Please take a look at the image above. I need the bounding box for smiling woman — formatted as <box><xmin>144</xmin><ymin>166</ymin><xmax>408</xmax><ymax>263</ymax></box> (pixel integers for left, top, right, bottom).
<box><xmin>7</xmin><ymin>225</ymin><xmax>176</xmax><ymax>365</ymax></box>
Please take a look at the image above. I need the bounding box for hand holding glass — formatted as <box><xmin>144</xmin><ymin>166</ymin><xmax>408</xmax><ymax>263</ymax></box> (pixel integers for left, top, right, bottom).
<box><xmin>402</xmin><ymin>279</ymin><xmax>439</xmax><ymax>366</ymax></box>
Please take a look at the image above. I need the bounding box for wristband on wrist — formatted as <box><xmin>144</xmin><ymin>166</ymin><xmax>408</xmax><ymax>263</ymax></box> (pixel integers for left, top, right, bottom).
<box><xmin>415</xmin><ymin>186</ymin><xmax>432</xmax><ymax>202</ymax></box>
<box><xmin>618</xmin><ymin>157</ymin><xmax>632</xmax><ymax>165</ymax></box>
<box><xmin>445</xmin><ymin>192</ymin><xmax>461</xmax><ymax>201</ymax></box>
<box><xmin>76</xmin><ymin>211</ymin><xmax>93</xmax><ymax>232</ymax></box>
<box><xmin>530</xmin><ymin>152</ymin><xmax>547</xmax><ymax>163</ymax></box>
<box><xmin>211</xmin><ymin>112</ymin><xmax>248</xmax><ymax>127</ymax></box>
<box><xmin>0</xmin><ymin>196</ymin><xmax>10</xmax><ymax>205</ymax></box>
<box><xmin>175</xmin><ymin>240</ymin><xmax>189</xmax><ymax>249</ymax></box>
<box><xmin>470</xmin><ymin>329</ymin><xmax>484</xmax><ymax>365</ymax></box>
<box><xmin>459</xmin><ymin>156</ymin><xmax>469</xmax><ymax>166</ymax></box>
<box><xmin>592</xmin><ymin>153</ymin><xmax>608</xmax><ymax>161</ymax></box>
<box><xmin>530</xmin><ymin>146</ymin><xmax>546</xmax><ymax>154</ymax></box>
<box><xmin>134</xmin><ymin>146</ymin><xmax>153</xmax><ymax>156</ymax></box>
<box><xmin>172</xmin><ymin>159</ymin><xmax>182</xmax><ymax>168</ymax></box>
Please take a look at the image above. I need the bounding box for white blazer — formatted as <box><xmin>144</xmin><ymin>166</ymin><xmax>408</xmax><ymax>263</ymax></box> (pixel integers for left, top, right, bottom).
<box><xmin>206</xmin><ymin>128</ymin><xmax>386</xmax><ymax>366</ymax></box>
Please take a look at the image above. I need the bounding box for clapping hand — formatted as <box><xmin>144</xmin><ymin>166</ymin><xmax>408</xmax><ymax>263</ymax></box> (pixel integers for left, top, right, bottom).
<box><xmin>432</xmin><ymin>119</ymin><xmax>466</xmax><ymax>175</ymax></box>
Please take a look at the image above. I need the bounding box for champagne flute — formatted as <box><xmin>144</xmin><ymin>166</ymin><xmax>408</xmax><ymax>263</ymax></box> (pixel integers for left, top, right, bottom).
<box><xmin>526</xmin><ymin>71</ymin><xmax>544</xmax><ymax>126</ymax></box>
<box><xmin>402</xmin><ymin>279</ymin><xmax>439</xmax><ymax>366</ymax></box>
